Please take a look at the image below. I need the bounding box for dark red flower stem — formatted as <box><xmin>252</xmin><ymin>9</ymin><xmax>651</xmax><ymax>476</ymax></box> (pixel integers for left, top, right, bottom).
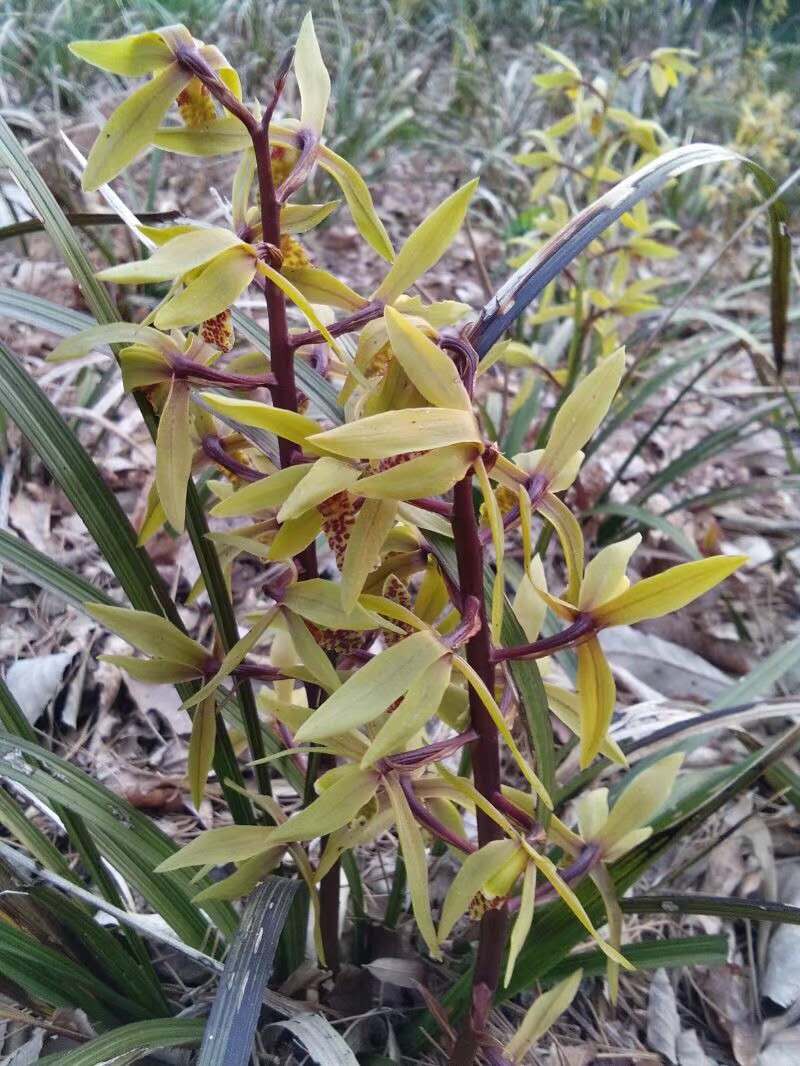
<box><xmin>287</xmin><ymin>300</ymin><xmax>384</xmax><ymax>349</ymax></box>
<box><xmin>399</xmin><ymin>774</ymin><xmax>476</xmax><ymax>855</ymax></box>
<box><xmin>197</xmin><ymin>52</ymin><xmax>340</xmax><ymax>968</ymax></box>
<box><xmin>449</xmin><ymin>471</ymin><xmax>508</xmax><ymax>1064</ymax></box>
<box><xmin>491</xmin><ymin>615</ymin><xmax>595</xmax><ymax>663</ymax></box>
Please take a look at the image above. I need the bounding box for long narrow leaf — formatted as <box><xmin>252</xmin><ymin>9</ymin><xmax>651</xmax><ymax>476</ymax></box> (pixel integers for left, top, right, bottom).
<box><xmin>471</xmin><ymin>143</ymin><xmax>790</xmax><ymax>369</ymax></box>
<box><xmin>197</xmin><ymin>876</ymin><xmax>298</xmax><ymax>1066</ymax></box>
<box><xmin>38</xmin><ymin>1019</ymin><xmax>205</xmax><ymax>1066</ymax></box>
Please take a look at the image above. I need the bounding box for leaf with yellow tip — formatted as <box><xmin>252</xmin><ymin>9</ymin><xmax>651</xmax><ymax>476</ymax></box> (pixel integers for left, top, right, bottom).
<box><xmin>277</xmin><ymin>457</ymin><xmax>360</xmax><ymax>522</ymax></box>
<box><xmin>579</xmin><ymin>534</ymin><xmax>641</xmax><ymax>611</ymax></box>
<box><xmin>309</xmin><ymin>407</ymin><xmax>480</xmax><ymax>460</ymax></box>
<box><xmin>83</xmin><ymin>61</ymin><xmax>190</xmax><ymax>189</ymax></box>
<box><xmin>155</xmin><ymin>378</ymin><xmax>192</xmax><ymax>532</ymax></box>
<box><xmin>505</xmin><ymin>970</ymin><xmax>583</xmax><ymax>1063</ymax></box>
<box><xmin>576</xmin><ymin>636</ymin><xmax>616</xmax><ymax>768</ymax></box>
<box><xmin>384</xmin><ymin>773</ymin><xmax>441</xmax><ymax>959</ymax></box>
<box><xmin>267</xmin><ymin>764</ymin><xmax>379</xmax><ymax>846</ymax></box>
<box><xmin>452</xmin><ymin>657</ymin><xmax>552</xmax><ymax>809</ymax></box>
<box><xmin>360</xmin><ymin>654</ymin><xmax>452</xmax><ymax>767</ymax></box>
<box><xmin>87</xmin><ymin>602</ymin><xmax>207</xmax><ymax>668</ymax></box>
<box><xmin>283</xmin><ymin>611</ymin><xmax>341</xmax><ymax>694</ymax></box>
<box><xmin>592</xmin><ymin>555</ymin><xmax>747</xmax><ymax>628</ymax></box>
<box><xmin>183</xmin><ymin>609</ymin><xmax>275</xmax><ymax>709</ymax></box>
<box><xmin>383</xmin><ymin>307</ymin><xmax>472</xmax><ymax>411</ymax></box>
<box><xmin>355</xmin><ymin>444</ymin><xmax>479</xmax><ymax>500</ymax></box>
<box><xmin>155</xmin><ymin>246</ymin><xmax>256</xmax><ymax>328</ymax></box>
<box><xmin>69</xmin><ymin>30</ymin><xmax>176</xmax><ymax>75</ymax></box>
<box><xmin>535</xmin><ymin>493</ymin><xmax>584</xmax><ymax>605</ymax></box>
<box><xmin>210</xmin><ymin>464</ymin><xmax>312</xmax><ymax>518</ymax></box>
<box><xmin>198</xmin><ymin>392</ymin><xmax>322</xmax><ymax>448</ymax></box>
<box><xmin>505</xmin><ymin>861</ymin><xmax>537</xmax><ymax>987</ymax></box>
<box><xmin>97</xmin><ymin>228</ymin><xmax>242</xmax><ymax>284</ymax></box>
<box><xmin>294</xmin><ymin>12</ymin><xmax>330</xmax><ymax>136</ymax></box>
<box><xmin>374</xmin><ymin>180</ymin><xmax>479</xmax><ymax>303</ymax></box>
<box><xmin>438</xmin><ymin>840</ymin><xmax>520</xmax><ymax>942</ymax></box>
<box><xmin>295</xmin><ymin>629</ymin><xmax>446</xmax><ymax>741</ymax></box>
<box><xmin>523</xmin><ymin>842</ymin><xmax>632</xmax><ymax>969</ymax></box>
<box><xmin>340</xmin><ymin>499</ymin><xmax>398</xmax><ymax>611</ymax></box>
<box><xmin>267</xmin><ymin>508</ymin><xmax>323</xmax><ymax>561</ymax></box>
<box><xmin>187</xmin><ymin>697</ymin><xmax>216</xmax><ymax>809</ymax></box>
<box><xmin>539</xmin><ymin>348</ymin><xmax>625</xmax><ymax>484</ymax></box>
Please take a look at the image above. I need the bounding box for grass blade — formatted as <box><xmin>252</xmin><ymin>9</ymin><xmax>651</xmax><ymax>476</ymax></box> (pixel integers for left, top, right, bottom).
<box><xmin>0</xmin><ymin>731</ymin><xmax>238</xmax><ymax>946</ymax></box>
<box><xmin>620</xmin><ymin>894</ymin><xmax>800</xmax><ymax>925</ymax></box>
<box><xmin>472</xmin><ymin>143</ymin><xmax>790</xmax><ymax>370</ymax></box>
<box><xmin>269</xmin><ymin>1016</ymin><xmax>359</xmax><ymax>1066</ymax></box>
<box><xmin>710</xmin><ymin>634</ymin><xmax>800</xmax><ymax>710</ymax></box>
<box><xmin>38</xmin><ymin>1019</ymin><xmax>205</xmax><ymax>1065</ymax></box>
<box><xmin>543</xmin><ymin>933</ymin><xmax>729</xmax><ymax>985</ymax></box>
<box><xmin>197</xmin><ymin>876</ymin><xmax>298</xmax><ymax>1066</ymax></box>
<box><xmin>0</xmin><ymin>529</ymin><xmax>118</xmax><ymax>610</ymax></box>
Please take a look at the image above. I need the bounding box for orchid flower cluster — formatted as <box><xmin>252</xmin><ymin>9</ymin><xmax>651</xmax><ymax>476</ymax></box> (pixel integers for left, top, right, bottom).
<box><xmin>56</xmin><ymin>15</ymin><xmax>745</xmax><ymax>1061</ymax></box>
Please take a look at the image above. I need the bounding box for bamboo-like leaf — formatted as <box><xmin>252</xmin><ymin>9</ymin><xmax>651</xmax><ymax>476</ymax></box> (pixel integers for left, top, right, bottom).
<box><xmin>278</xmin><ymin>457</ymin><xmax>360</xmax><ymax>521</ymax></box>
<box><xmin>506</xmin><ymin>861</ymin><xmax>537</xmax><ymax>987</ymax></box>
<box><xmin>196</xmin><ymin>877</ymin><xmax>298</xmax><ymax>1066</ymax></box>
<box><xmin>340</xmin><ymin>499</ymin><xmax>398</xmax><ymax>610</ymax></box>
<box><xmin>505</xmin><ymin>970</ymin><xmax>582</xmax><ymax>1063</ymax></box>
<box><xmin>620</xmin><ymin>893</ymin><xmax>800</xmax><ymax>925</ymax></box>
<box><xmin>309</xmin><ymin>407</ymin><xmax>480</xmax><ymax>460</ymax></box>
<box><xmin>100</xmin><ymin>654</ymin><xmax>201</xmax><ymax>683</ymax></box>
<box><xmin>0</xmin><ymin>117</ymin><xmax>260</xmax><ymax>821</ymax></box>
<box><xmin>83</xmin><ymin>62</ymin><xmax>190</xmax><ymax>190</ymax></box>
<box><xmin>374</xmin><ymin>180</ymin><xmax>478</xmax><ymax>302</ymax></box>
<box><xmin>0</xmin><ymin>529</ymin><xmax>117</xmax><ymax>610</ymax></box>
<box><xmin>594</xmin><ymin>555</ymin><xmax>747</xmax><ymax>627</ymax></box>
<box><xmin>268</xmin><ymin>1016</ymin><xmax>359</xmax><ymax>1066</ymax></box>
<box><xmin>384</xmin><ymin>773</ymin><xmax>441</xmax><ymax>958</ymax></box>
<box><xmin>295</xmin><ymin>630</ymin><xmax>446</xmax><ymax>741</ymax></box>
<box><xmin>294</xmin><ymin>12</ymin><xmax>331</xmax><ymax>136</ymax></box>
<box><xmin>354</xmin><ymin>444</ymin><xmax>479</xmax><ymax>500</ymax></box>
<box><xmin>438</xmin><ymin>840</ymin><xmax>519</xmax><ymax>942</ymax></box>
<box><xmin>383</xmin><ymin>307</ymin><xmax>472</xmax><ymax>410</ymax></box>
<box><xmin>361</xmin><ymin>655</ymin><xmax>452</xmax><ymax>767</ymax></box>
<box><xmin>86</xmin><ymin>602</ymin><xmax>207</xmax><ymax>668</ymax></box>
<box><xmin>0</xmin><ymin>734</ymin><xmax>237</xmax><ymax>944</ymax></box>
<box><xmin>471</xmin><ymin>143</ymin><xmax>791</xmax><ymax>370</ymax></box>
<box><xmin>39</xmin><ymin>1018</ymin><xmax>205</xmax><ymax>1066</ymax></box>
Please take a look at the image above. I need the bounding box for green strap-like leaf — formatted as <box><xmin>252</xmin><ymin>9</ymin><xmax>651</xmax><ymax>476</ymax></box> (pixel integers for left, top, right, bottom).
<box><xmin>38</xmin><ymin>1019</ymin><xmax>205</xmax><ymax>1066</ymax></box>
<box><xmin>471</xmin><ymin>143</ymin><xmax>790</xmax><ymax>371</ymax></box>
<box><xmin>196</xmin><ymin>877</ymin><xmax>298</xmax><ymax>1066</ymax></box>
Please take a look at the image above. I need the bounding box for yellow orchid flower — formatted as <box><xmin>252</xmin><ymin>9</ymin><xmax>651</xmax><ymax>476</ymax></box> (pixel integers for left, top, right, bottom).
<box><xmin>70</xmin><ymin>25</ymin><xmax>241</xmax><ymax>189</ymax></box>
<box><xmin>530</xmin><ymin>535</ymin><xmax>746</xmax><ymax>766</ymax></box>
